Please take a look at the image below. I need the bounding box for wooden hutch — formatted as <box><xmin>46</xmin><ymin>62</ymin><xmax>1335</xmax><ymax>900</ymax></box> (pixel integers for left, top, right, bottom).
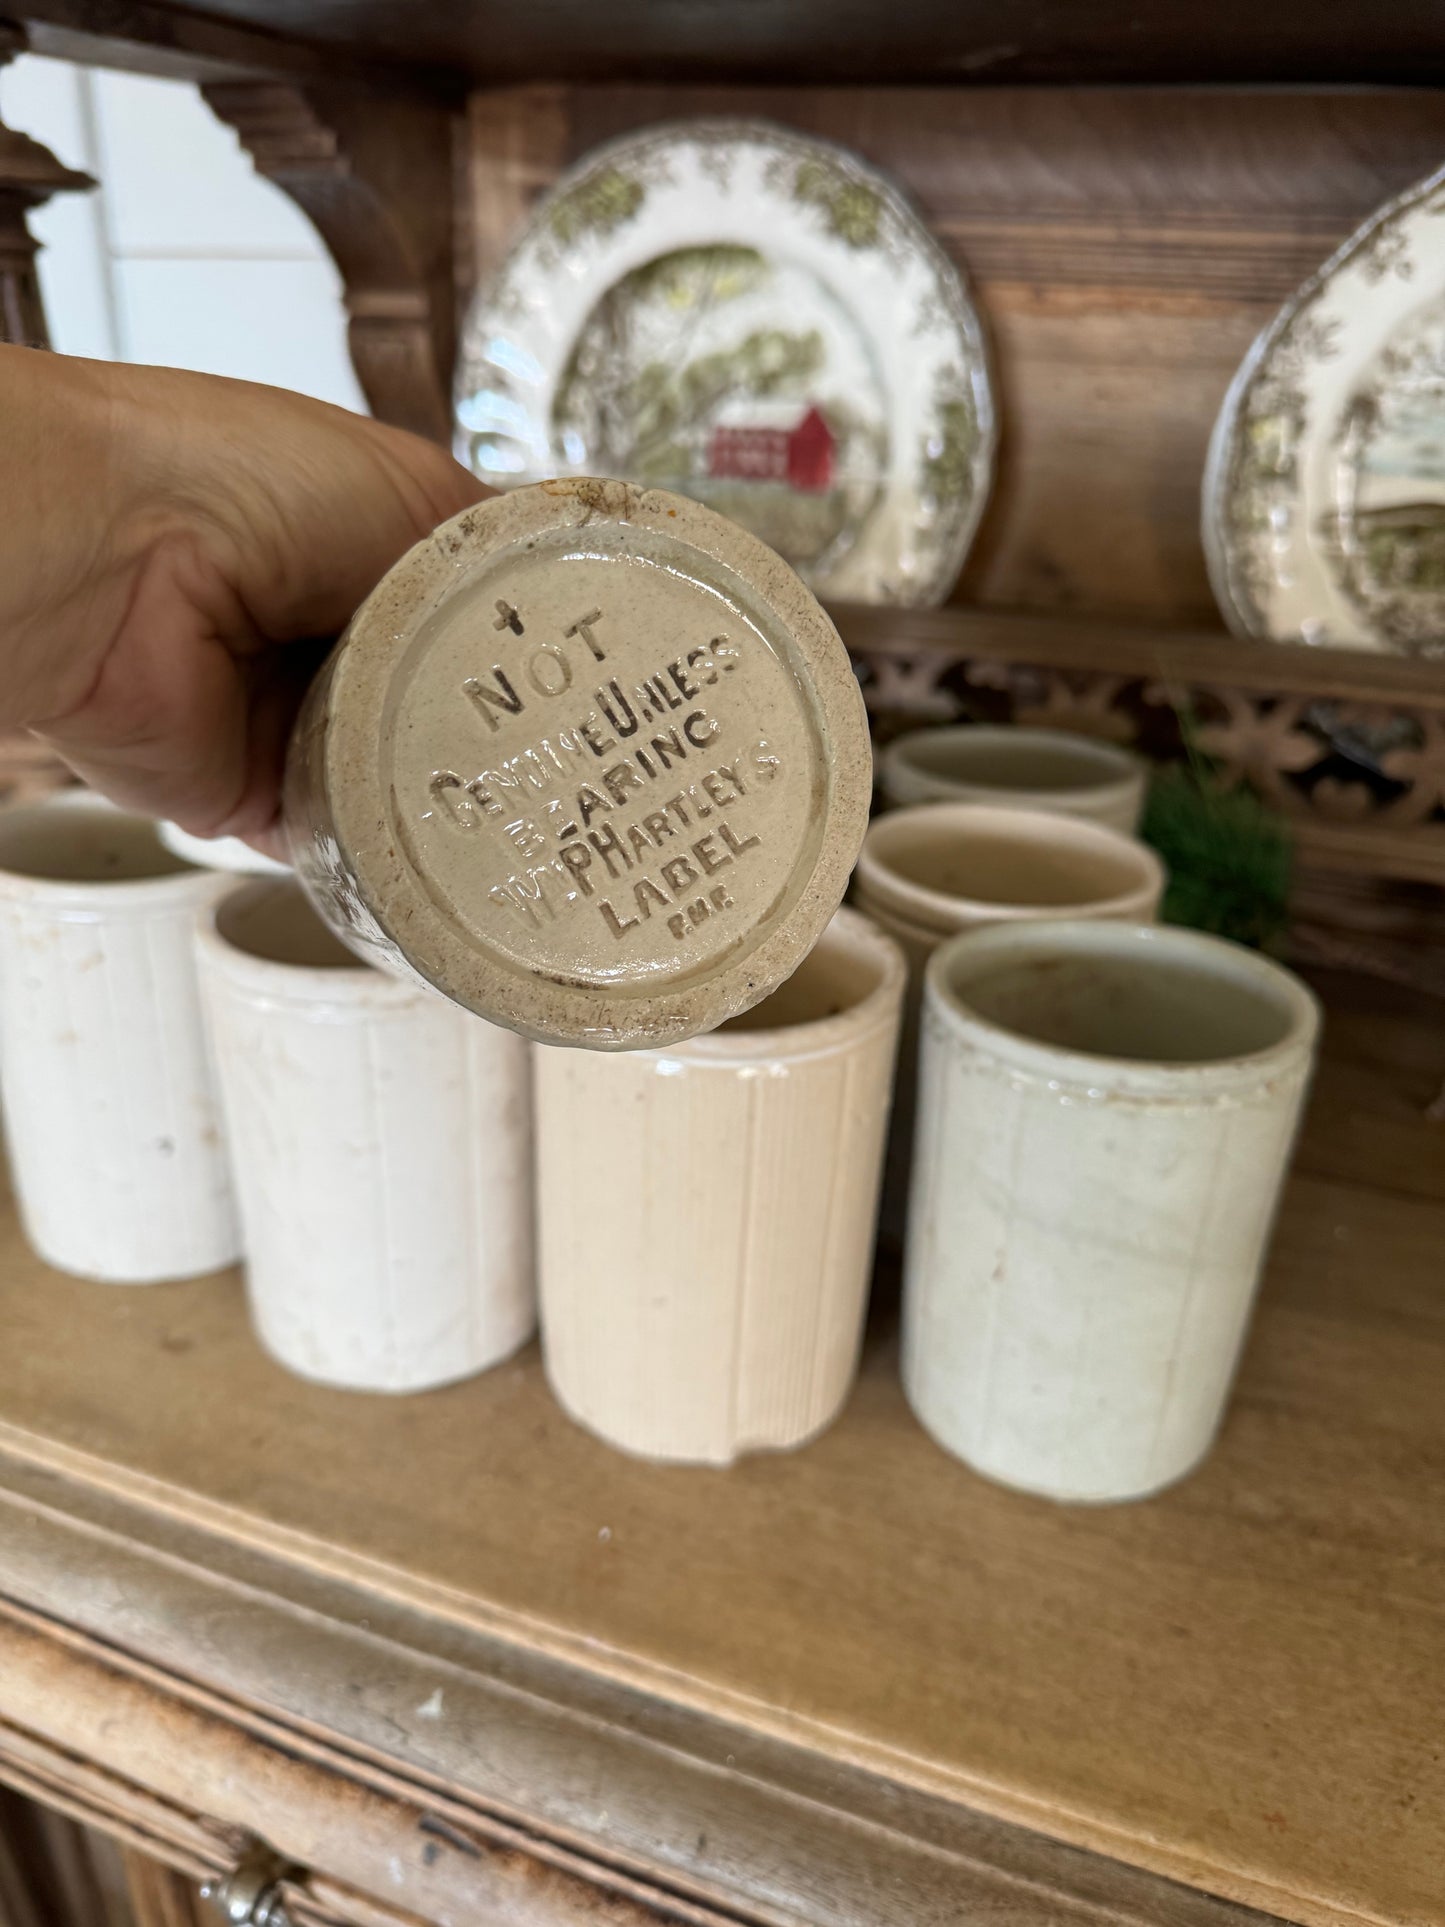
<box><xmin>0</xmin><ymin>8</ymin><xmax>1440</xmax><ymax>1925</ymax></box>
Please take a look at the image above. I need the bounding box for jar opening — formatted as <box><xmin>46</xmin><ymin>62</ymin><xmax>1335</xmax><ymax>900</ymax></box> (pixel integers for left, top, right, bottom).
<box><xmin>215</xmin><ymin>879</ymin><xmax>363</xmax><ymax>971</ymax></box>
<box><xmin>947</xmin><ymin>944</ymin><xmax>1302</xmax><ymax>1066</ymax></box>
<box><xmin>877</xmin><ymin>818</ymin><xmax>1147</xmax><ymax>911</ymax></box>
<box><xmin>898</xmin><ymin>729</ymin><xmax>1127</xmax><ymax>796</ymax></box>
<box><xmin>720</xmin><ymin>918</ymin><xmax>887</xmax><ymax>1033</ymax></box>
<box><xmin>0</xmin><ymin>802</ymin><xmax>194</xmax><ymax>884</ymax></box>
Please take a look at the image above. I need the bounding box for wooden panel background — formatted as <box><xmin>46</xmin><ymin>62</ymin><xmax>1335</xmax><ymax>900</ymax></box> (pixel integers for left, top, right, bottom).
<box><xmin>464</xmin><ymin>86</ymin><xmax>1445</xmax><ymax>627</ymax></box>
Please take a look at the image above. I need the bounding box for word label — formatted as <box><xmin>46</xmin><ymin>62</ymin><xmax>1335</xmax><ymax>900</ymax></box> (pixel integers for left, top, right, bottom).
<box><xmin>488</xmin><ymin>814</ymin><xmax>763</xmax><ymax>943</ymax></box>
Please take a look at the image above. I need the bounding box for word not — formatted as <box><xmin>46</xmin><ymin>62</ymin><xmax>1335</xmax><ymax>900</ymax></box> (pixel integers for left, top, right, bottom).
<box><xmin>461</xmin><ymin>611</ymin><xmax>738</xmax><ymax>739</ymax></box>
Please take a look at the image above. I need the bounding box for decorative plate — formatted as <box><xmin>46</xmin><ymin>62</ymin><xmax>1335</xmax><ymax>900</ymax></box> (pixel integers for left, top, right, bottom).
<box><xmin>1204</xmin><ymin>163</ymin><xmax>1445</xmax><ymax>657</ymax></box>
<box><xmin>455</xmin><ymin>120</ymin><xmax>995</xmax><ymax>607</ymax></box>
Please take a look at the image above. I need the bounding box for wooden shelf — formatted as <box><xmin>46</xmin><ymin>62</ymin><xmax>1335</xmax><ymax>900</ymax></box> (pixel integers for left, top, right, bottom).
<box><xmin>834</xmin><ymin>604</ymin><xmax>1445</xmax><ymax>896</ymax></box>
<box><xmin>832</xmin><ymin>604</ymin><xmax>1445</xmax><ymax>708</ymax></box>
<box><xmin>0</xmin><ymin>967</ymin><xmax>1441</xmax><ymax>1925</ymax></box>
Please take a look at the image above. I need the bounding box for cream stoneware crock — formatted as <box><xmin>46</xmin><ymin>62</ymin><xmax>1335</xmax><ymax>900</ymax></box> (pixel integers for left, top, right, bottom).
<box><xmin>534</xmin><ymin>905</ymin><xmax>905</xmax><ymax>1464</ymax></box>
<box><xmin>196</xmin><ymin>878</ymin><xmax>534</xmax><ymax>1394</ymax></box>
<box><xmin>0</xmin><ymin>796</ymin><xmax>239</xmax><ymax>1283</ymax></box>
<box><xmin>284</xmin><ymin>479</ymin><xmax>872</xmax><ymax>1052</ymax></box>
<box><xmin>903</xmin><ymin>920</ymin><xmax>1321</xmax><ymax>1503</ymax></box>
<box><xmin>852</xmin><ymin>800</ymin><xmax>1166</xmax><ymax>1232</ymax></box>
<box><xmin>878</xmin><ymin>725</ymin><xmax>1147</xmax><ymax>833</ymax></box>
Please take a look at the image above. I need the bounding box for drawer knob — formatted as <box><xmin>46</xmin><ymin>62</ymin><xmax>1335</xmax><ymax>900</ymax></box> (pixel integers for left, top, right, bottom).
<box><xmin>200</xmin><ymin>1841</ymin><xmax>293</xmax><ymax>1926</ymax></box>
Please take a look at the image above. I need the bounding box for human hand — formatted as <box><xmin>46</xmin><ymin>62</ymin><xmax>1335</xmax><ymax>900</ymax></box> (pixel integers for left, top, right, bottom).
<box><xmin>0</xmin><ymin>348</ymin><xmax>484</xmax><ymax>855</ymax></box>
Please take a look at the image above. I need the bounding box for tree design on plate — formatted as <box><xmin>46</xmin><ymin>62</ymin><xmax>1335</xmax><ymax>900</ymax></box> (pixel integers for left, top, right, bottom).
<box><xmin>552</xmin><ymin>244</ymin><xmax>889</xmax><ymax>580</ymax></box>
<box><xmin>547</xmin><ymin>166</ymin><xmax>648</xmax><ymax>249</ymax></box>
<box><xmin>1324</xmin><ymin>296</ymin><xmax>1445</xmax><ymax>657</ymax></box>
<box><xmin>921</xmin><ymin>368</ymin><xmax>982</xmax><ymax>515</ymax></box>
<box><xmin>1225</xmin><ymin>312</ymin><xmax>1341</xmax><ymax>635</ymax></box>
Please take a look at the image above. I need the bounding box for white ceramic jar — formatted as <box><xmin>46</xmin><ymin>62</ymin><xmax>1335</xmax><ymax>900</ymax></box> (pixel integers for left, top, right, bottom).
<box><xmin>903</xmin><ymin>920</ymin><xmax>1321</xmax><ymax>1503</ymax></box>
<box><xmin>853</xmin><ymin>803</ymin><xmax>1165</xmax><ymax>981</ymax></box>
<box><xmin>535</xmin><ymin>906</ymin><xmax>905</xmax><ymax>1463</ymax></box>
<box><xmin>0</xmin><ymin>797</ymin><xmax>240</xmax><ymax>1282</ymax></box>
<box><xmin>852</xmin><ymin>802</ymin><xmax>1166</xmax><ymax>1233</ymax></box>
<box><xmin>195</xmin><ymin>878</ymin><xmax>534</xmax><ymax>1393</ymax></box>
<box><xmin>877</xmin><ymin>725</ymin><xmax>1147</xmax><ymax>833</ymax></box>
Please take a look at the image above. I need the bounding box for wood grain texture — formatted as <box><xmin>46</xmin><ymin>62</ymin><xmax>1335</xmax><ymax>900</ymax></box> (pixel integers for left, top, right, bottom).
<box><xmin>0</xmin><ymin>1614</ymin><xmax>683</xmax><ymax>1927</ymax></box>
<box><xmin>0</xmin><ymin>973</ymin><xmax>1440</xmax><ymax>1925</ymax></box>
<box><xmin>21</xmin><ymin>0</ymin><xmax>1445</xmax><ymax>88</ymax></box>
<box><xmin>466</xmin><ymin>86</ymin><xmax>1445</xmax><ymax>623</ymax></box>
<box><xmin>0</xmin><ymin>1785</ymin><xmax>132</xmax><ymax>1927</ymax></box>
<box><xmin>120</xmin><ymin>1849</ymin><xmax>206</xmax><ymax>1927</ymax></box>
<box><xmin>14</xmin><ymin>0</ymin><xmax>458</xmax><ymax>90</ymax></box>
<box><xmin>0</xmin><ymin>1479</ymin><xmax>1284</xmax><ymax>1927</ymax></box>
<box><xmin>465</xmin><ymin>84</ymin><xmax>567</xmax><ymax>309</ymax></box>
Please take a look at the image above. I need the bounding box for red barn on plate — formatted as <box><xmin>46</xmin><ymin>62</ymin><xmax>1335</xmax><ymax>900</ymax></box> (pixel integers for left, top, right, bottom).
<box><xmin>707</xmin><ymin>403</ymin><xmax>835</xmax><ymax>492</ymax></box>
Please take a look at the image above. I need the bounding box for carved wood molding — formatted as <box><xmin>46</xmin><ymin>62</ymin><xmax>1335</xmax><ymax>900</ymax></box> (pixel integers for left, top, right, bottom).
<box><xmin>837</xmin><ymin>604</ymin><xmax>1445</xmax><ymax>887</ymax></box>
<box><xmin>0</xmin><ymin>20</ymin><xmax>94</xmax><ymax>348</ymax></box>
<box><xmin>202</xmin><ymin>79</ymin><xmax>459</xmax><ymax>443</ymax></box>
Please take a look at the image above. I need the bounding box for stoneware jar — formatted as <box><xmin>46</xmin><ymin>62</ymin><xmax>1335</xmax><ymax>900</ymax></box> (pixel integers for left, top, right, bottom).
<box><xmin>0</xmin><ymin>796</ymin><xmax>240</xmax><ymax>1283</ymax></box>
<box><xmin>852</xmin><ymin>801</ymin><xmax>1166</xmax><ymax>1232</ymax></box>
<box><xmin>284</xmin><ymin>479</ymin><xmax>872</xmax><ymax>1051</ymax></box>
<box><xmin>195</xmin><ymin>877</ymin><xmax>534</xmax><ymax>1393</ymax></box>
<box><xmin>535</xmin><ymin>905</ymin><xmax>905</xmax><ymax>1463</ymax></box>
<box><xmin>877</xmin><ymin>724</ymin><xmax>1147</xmax><ymax>834</ymax></box>
<box><xmin>903</xmin><ymin>920</ymin><xmax>1321</xmax><ymax>1503</ymax></box>
<box><xmin>853</xmin><ymin>802</ymin><xmax>1164</xmax><ymax>982</ymax></box>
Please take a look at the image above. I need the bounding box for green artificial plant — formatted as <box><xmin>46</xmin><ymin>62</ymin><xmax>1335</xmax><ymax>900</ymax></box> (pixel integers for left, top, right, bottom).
<box><xmin>1140</xmin><ymin>746</ymin><xmax>1293</xmax><ymax>954</ymax></box>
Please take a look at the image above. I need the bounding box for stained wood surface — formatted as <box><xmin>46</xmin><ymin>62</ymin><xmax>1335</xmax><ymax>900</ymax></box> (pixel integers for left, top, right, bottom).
<box><xmin>466</xmin><ymin>86</ymin><xmax>1445</xmax><ymax>626</ymax></box>
<box><xmin>0</xmin><ymin>1612</ymin><xmax>681</xmax><ymax>1927</ymax></box>
<box><xmin>0</xmin><ymin>972</ymin><xmax>1441</xmax><ymax>1924</ymax></box>
<box><xmin>0</xmin><ymin>1560</ymin><xmax>1257</xmax><ymax>1927</ymax></box>
<box><xmin>19</xmin><ymin>0</ymin><xmax>1445</xmax><ymax>88</ymax></box>
<box><xmin>0</xmin><ymin>1786</ymin><xmax>133</xmax><ymax>1927</ymax></box>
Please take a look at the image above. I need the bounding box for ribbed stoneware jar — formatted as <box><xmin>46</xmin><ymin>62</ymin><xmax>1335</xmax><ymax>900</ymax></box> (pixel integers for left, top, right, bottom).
<box><xmin>284</xmin><ymin>480</ymin><xmax>872</xmax><ymax>1051</ymax></box>
<box><xmin>535</xmin><ymin>906</ymin><xmax>905</xmax><ymax>1464</ymax></box>
<box><xmin>853</xmin><ymin>801</ymin><xmax>1164</xmax><ymax>979</ymax></box>
<box><xmin>904</xmin><ymin>920</ymin><xmax>1321</xmax><ymax>1503</ymax></box>
<box><xmin>852</xmin><ymin>801</ymin><xmax>1166</xmax><ymax>1235</ymax></box>
<box><xmin>877</xmin><ymin>725</ymin><xmax>1146</xmax><ymax>833</ymax></box>
<box><xmin>195</xmin><ymin>877</ymin><xmax>534</xmax><ymax>1394</ymax></box>
<box><xmin>0</xmin><ymin>796</ymin><xmax>239</xmax><ymax>1283</ymax></box>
